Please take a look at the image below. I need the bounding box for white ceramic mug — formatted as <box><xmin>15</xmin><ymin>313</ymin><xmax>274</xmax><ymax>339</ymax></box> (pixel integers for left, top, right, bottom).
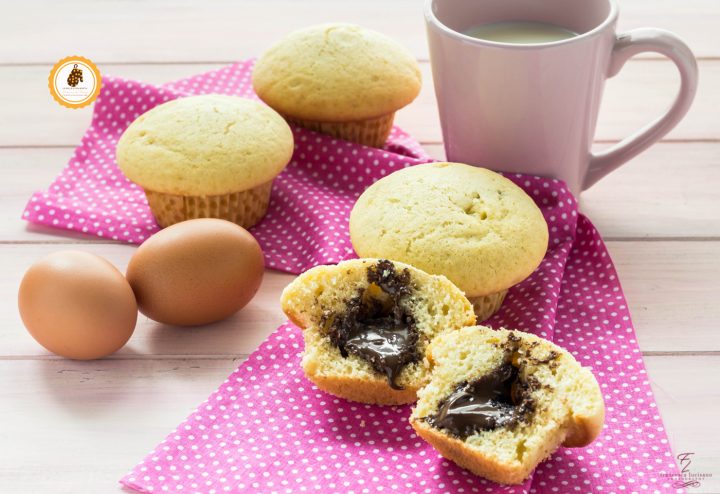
<box><xmin>425</xmin><ymin>0</ymin><xmax>698</xmax><ymax>195</ymax></box>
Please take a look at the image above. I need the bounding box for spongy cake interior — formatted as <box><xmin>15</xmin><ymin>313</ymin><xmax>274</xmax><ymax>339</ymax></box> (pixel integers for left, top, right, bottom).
<box><xmin>281</xmin><ymin>258</ymin><xmax>476</xmax><ymax>396</ymax></box>
<box><xmin>411</xmin><ymin>326</ymin><xmax>604</xmax><ymax>483</ymax></box>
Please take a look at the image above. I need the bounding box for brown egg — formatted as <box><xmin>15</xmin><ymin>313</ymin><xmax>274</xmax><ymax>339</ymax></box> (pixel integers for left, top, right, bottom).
<box><xmin>127</xmin><ymin>218</ymin><xmax>264</xmax><ymax>326</ymax></box>
<box><xmin>18</xmin><ymin>251</ymin><xmax>138</xmax><ymax>359</ymax></box>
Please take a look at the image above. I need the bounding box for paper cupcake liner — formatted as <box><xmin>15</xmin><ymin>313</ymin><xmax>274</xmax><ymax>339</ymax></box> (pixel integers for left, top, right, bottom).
<box><xmin>284</xmin><ymin>113</ymin><xmax>395</xmax><ymax>148</ymax></box>
<box><xmin>468</xmin><ymin>289</ymin><xmax>508</xmax><ymax>321</ymax></box>
<box><xmin>144</xmin><ymin>180</ymin><xmax>273</xmax><ymax>229</ymax></box>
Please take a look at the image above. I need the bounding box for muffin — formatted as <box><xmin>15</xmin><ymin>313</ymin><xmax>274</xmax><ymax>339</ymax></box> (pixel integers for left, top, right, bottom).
<box><xmin>411</xmin><ymin>326</ymin><xmax>604</xmax><ymax>484</ymax></box>
<box><xmin>117</xmin><ymin>95</ymin><xmax>294</xmax><ymax>229</ymax></box>
<box><xmin>252</xmin><ymin>23</ymin><xmax>421</xmax><ymax>148</ymax></box>
<box><xmin>350</xmin><ymin>162</ymin><xmax>549</xmax><ymax>320</ymax></box>
<box><xmin>281</xmin><ymin>258</ymin><xmax>475</xmax><ymax>405</ymax></box>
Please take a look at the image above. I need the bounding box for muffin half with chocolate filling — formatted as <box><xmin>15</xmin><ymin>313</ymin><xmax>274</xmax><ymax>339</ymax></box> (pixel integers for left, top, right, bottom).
<box><xmin>281</xmin><ymin>259</ymin><xmax>476</xmax><ymax>405</ymax></box>
<box><xmin>410</xmin><ymin>326</ymin><xmax>604</xmax><ymax>484</ymax></box>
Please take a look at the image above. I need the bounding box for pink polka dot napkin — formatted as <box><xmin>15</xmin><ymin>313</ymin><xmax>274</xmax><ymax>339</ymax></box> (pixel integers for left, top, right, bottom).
<box><xmin>22</xmin><ymin>61</ymin><xmax>683</xmax><ymax>493</ymax></box>
<box><xmin>120</xmin><ymin>189</ymin><xmax>682</xmax><ymax>494</ymax></box>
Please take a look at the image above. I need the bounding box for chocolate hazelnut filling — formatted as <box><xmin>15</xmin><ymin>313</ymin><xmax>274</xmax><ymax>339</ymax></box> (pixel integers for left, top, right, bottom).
<box><xmin>427</xmin><ymin>333</ymin><xmax>550</xmax><ymax>439</ymax></box>
<box><xmin>427</xmin><ymin>364</ymin><xmax>532</xmax><ymax>438</ymax></box>
<box><xmin>325</xmin><ymin>260</ymin><xmax>419</xmax><ymax>390</ymax></box>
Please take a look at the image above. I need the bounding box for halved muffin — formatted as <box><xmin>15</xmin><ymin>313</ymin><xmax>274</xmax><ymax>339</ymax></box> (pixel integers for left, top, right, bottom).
<box><xmin>281</xmin><ymin>259</ymin><xmax>475</xmax><ymax>405</ymax></box>
<box><xmin>411</xmin><ymin>326</ymin><xmax>604</xmax><ymax>484</ymax></box>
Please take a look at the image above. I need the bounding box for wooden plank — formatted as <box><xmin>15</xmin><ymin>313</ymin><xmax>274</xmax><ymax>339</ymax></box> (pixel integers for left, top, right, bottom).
<box><xmin>644</xmin><ymin>356</ymin><xmax>720</xmax><ymax>494</ymax></box>
<box><xmin>0</xmin><ymin>358</ymin><xmax>242</xmax><ymax>493</ymax></box>
<box><xmin>0</xmin><ymin>356</ymin><xmax>717</xmax><ymax>493</ymax></box>
<box><xmin>3</xmin><ymin>142</ymin><xmax>719</xmax><ymax>244</ymax></box>
<box><xmin>582</xmin><ymin>143</ymin><xmax>720</xmax><ymax>239</ymax></box>
<box><xmin>1</xmin><ymin>241</ymin><xmax>718</xmax><ymax>358</ymax></box>
<box><xmin>2</xmin><ymin>59</ymin><xmax>717</xmax><ymax>147</ymax></box>
<box><xmin>0</xmin><ymin>147</ymin><xmax>105</xmax><ymax>244</ymax></box>
<box><xmin>0</xmin><ymin>0</ymin><xmax>717</xmax><ymax>63</ymax></box>
<box><xmin>606</xmin><ymin>241</ymin><xmax>720</xmax><ymax>354</ymax></box>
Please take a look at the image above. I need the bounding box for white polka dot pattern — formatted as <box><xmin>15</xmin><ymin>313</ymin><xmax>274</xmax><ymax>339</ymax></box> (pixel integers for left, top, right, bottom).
<box><xmin>19</xmin><ymin>61</ymin><xmax>681</xmax><ymax>493</ymax></box>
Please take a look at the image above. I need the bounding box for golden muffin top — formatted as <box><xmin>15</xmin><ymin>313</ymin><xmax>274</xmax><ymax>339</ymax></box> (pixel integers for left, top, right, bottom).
<box><xmin>252</xmin><ymin>23</ymin><xmax>422</xmax><ymax>122</ymax></box>
<box><xmin>117</xmin><ymin>95</ymin><xmax>294</xmax><ymax>196</ymax></box>
<box><xmin>350</xmin><ymin>162</ymin><xmax>549</xmax><ymax>296</ymax></box>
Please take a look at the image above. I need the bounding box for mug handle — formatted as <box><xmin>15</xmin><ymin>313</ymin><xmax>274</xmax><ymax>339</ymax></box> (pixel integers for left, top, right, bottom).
<box><xmin>583</xmin><ymin>28</ymin><xmax>699</xmax><ymax>190</ymax></box>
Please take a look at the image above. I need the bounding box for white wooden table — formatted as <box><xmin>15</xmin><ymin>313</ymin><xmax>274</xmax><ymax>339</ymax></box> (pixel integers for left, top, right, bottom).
<box><xmin>1</xmin><ymin>1</ymin><xmax>719</xmax><ymax>492</ymax></box>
